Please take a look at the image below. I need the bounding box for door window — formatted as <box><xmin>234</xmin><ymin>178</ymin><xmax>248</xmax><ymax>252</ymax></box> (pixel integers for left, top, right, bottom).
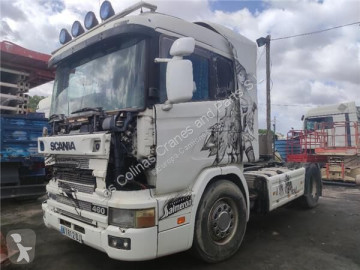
<box><xmin>159</xmin><ymin>36</ymin><xmax>210</xmax><ymax>102</ymax></box>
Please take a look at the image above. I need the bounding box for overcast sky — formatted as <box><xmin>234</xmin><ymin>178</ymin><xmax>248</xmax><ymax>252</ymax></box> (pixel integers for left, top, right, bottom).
<box><xmin>1</xmin><ymin>0</ymin><xmax>359</xmax><ymax>134</ymax></box>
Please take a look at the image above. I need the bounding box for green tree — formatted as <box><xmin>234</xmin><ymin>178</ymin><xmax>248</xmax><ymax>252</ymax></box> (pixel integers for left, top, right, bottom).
<box><xmin>258</xmin><ymin>129</ymin><xmax>279</xmax><ymax>140</ymax></box>
<box><xmin>258</xmin><ymin>129</ymin><xmax>275</xmax><ymax>135</ymax></box>
<box><xmin>28</xmin><ymin>95</ymin><xmax>45</xmax><ymax>111</ymax></box>
<box><xmin>259</xmin><ymin>128</ymin><xmax>267</xmax><ymax>134</ymax></box>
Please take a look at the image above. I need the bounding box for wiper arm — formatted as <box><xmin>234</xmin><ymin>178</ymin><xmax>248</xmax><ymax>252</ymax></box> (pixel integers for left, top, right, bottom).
<box><xmin>71</xmin><ymin>107</ymin><xmax>103</xmax><ymax>114</ymax></box>
<box><xmin>49</xmin><ymin>113</ymin><xmax>65</xmax><ymax>122</ymax></box>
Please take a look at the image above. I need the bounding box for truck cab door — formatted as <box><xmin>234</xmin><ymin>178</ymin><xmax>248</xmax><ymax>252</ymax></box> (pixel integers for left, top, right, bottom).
<box><xmin>154</xmin><ymin>37</ymin><xmax>241</xmax><ymax>194</ymax></box>
<box><xmin>154</xmin><ymin>101</ymin><xmax>219</xmax><ymax>194</ymax></box>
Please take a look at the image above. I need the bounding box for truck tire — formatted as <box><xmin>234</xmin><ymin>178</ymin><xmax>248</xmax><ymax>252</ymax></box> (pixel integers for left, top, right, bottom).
<box><xmin>300</xmin><ymin>163</ymin><xmax>322</xmax><ymax>208</ymax></box>
<box><xmin>192</xmin><ymin>180</ymin><xmax>247</xmax><ymax>263</ymax></box>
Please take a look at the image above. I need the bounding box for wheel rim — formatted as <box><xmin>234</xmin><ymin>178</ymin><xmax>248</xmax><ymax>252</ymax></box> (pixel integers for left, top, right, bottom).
<box><xmin>208</xmin><ymin>197</ymin><xmax>238</xmax><ymax>245</ymax></box>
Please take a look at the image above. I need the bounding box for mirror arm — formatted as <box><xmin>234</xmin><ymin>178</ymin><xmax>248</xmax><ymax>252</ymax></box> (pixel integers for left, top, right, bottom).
<box><xmin>154</xmin><ymin>56</ymin><xmax>184</xmax><ymax>63</ymax></box>
<box><xmin>161</xmin><ymin>100</ymin><xmax>173</xmax><ymax>111</ymax></box>
<box><xmin>154</xmin><ymin>58</ymin><xmax>171</xmax><ymax>63</ymax></box>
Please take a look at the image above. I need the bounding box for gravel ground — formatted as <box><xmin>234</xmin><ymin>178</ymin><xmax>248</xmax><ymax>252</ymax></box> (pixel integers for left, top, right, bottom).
<box><xmin>1</xmin><ymin>185</ymin><xmax>360</xmax><ymax>270</ymax></box>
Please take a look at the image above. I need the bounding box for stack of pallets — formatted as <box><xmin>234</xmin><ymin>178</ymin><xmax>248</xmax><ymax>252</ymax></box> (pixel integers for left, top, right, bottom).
<box><xmin>0</xmin><ymin>68</ymin><xmax>30</xmax><ymax>114</ymax></box>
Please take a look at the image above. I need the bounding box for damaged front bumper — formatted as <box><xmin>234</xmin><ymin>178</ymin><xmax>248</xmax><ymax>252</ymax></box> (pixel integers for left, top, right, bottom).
<box><xmin>42</xmin><ymin>202</ymin><xmax>158</xmax><ymax>261</ymax></box>
<box><xmin>42</xmin><ymin>183</ymin><xmax>158</xmax><ymax>261</ymax></box>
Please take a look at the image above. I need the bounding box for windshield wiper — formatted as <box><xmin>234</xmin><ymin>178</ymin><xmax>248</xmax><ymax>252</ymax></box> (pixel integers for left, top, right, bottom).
<box><xmin>71</xmin><ymin>107</ymin><xmax>103</xmax><ymax>114</ymax></box>
<box><xmin>49</xmin><ymin>113</ymin><xmax>65</xmax><ymax>122</ymax></box>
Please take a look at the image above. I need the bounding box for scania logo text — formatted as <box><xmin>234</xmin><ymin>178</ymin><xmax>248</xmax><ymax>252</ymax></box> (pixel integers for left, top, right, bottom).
<box><xmin>50</xmin><ymin>141</ymin><xmax>76</xmax><ymax>151</ymax></box>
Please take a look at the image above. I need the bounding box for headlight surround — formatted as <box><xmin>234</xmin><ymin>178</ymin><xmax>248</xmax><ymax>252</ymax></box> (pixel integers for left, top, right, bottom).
<box><xmin>109</xmin><ymin>208</ymin><xmax>155</xmax><ymax>228</ymax></box>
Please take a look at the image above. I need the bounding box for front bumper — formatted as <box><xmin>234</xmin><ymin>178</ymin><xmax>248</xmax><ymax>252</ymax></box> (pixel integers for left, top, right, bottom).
<box><xmin>42</xmin><ymin>202</ymin><xmax>158</xmax><ymax>261</ymax></box>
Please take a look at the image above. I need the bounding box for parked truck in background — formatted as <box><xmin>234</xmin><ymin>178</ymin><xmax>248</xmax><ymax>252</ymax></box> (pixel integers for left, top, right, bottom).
<box><xmin>0</xmin><ymin>41</ymin><xmax>55</xmax><ymax>198</ymax></box>
<box><xmin>303</xmin><ymin>101</ymin><xmax>359</xmax><ymax>147</ymax></box>
<box><xmin>39</xmin><ymin>1</ymin><xmax>322</xmax><ymax>262</ymax></box>
<box><xmin>302</xmin><ymin>102</ymin><xmax>360</xmax><ymax>184</ymax></box>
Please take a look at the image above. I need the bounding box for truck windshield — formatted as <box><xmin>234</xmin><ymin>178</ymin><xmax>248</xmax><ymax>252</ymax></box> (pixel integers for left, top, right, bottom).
<box><xmin>50</xmin><ymin>36</ymin><xmax>146</xmax><ymax>116</ymax></box>
<box><xmin>305</xmin><ymin>116</ymin><xmax>333</xmax><ymax>130</ymax></box>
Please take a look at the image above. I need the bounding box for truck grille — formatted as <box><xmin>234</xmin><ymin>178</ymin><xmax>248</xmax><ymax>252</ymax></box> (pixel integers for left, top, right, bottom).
<box><xmin>49</xmin><ymin>193</ymin><xmax>92</xmax><ymax>212</ymax></box>
<box><xmin>58</xmin><ymin>181</ymin><xmax>94</xmax><ymax>194</ymax></box>
<box><xmin>56</xmin><ymin>209</ymin><xmax>94</xmax><ymax>225</ymax></box>
<box><xmin>54</xmin><ymin>157</ymin><xmax>89</xmax><ymax>169</ymax></box>
<box><xmin>54</xmin><ymin>167</ymin><xmax>95</xmax><ymax>194</ymax></box>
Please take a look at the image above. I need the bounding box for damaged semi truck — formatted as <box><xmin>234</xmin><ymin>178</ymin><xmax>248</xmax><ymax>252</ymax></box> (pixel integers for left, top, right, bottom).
<box><xmin>39</xmin><ymin>1</ymin><xmax>321</xmax><ymax>262</ymax></box>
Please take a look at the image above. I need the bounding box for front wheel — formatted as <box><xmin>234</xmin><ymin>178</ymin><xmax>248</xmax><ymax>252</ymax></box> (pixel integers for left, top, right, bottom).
<box><xmin>192</xmin><ymin>180</ymin><xmax>247</xmax><ymax>263</ymax></box>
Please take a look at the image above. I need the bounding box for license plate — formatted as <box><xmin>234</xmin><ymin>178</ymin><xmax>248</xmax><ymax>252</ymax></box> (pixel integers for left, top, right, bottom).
<box><xmin>60</xmin><ymin>225</ymin><xmax>82</xmax><ymax>243</ymax></box>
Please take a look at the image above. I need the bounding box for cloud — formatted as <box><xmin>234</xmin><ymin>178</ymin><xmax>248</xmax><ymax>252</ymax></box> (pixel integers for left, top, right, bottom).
<box><xmin>1</xmin><ymin>0</ymin><xmax>358</xmax><ymax>134</ymax></box>
<box><xmin>209</xmin><ymin>0</ymin><xmax>360</xmax><ymax>132</ymax></box>
<box><xmin>0</xmin><ymin>20</ymin><xmax>21</xmax><ymax>40</ymax></box>
<box><xmin>29</xmin><ymin>82</ymin><xmax>54</xmax><ymax>97</ymax></box>
<box><xmin>39</xmin><ymin>0</ymin><xmax>65</xmax><ymax>14</ymax></box>
<box><xmin>0</xmin><ymin>1</ymin><xmax>27</xmax><ymax>21</ymax></box>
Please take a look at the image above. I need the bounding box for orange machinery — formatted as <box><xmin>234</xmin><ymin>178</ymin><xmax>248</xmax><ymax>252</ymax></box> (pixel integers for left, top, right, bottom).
<box><xmin>286</xmin><ymin>121</ymin><xmax>360</xmax><ymax>184</ymax></box>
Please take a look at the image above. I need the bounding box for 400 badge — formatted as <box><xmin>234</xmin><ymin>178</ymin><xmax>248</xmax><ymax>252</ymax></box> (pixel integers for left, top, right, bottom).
<box><xmin>91</xmin><ymin>204</ymin><xmax>107</xmax><ymax>216</ymax></box>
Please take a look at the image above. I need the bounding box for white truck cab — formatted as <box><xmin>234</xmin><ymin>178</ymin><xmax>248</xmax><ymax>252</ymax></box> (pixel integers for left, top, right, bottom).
<box><xmin>39</xmin><ymin>1</ymin><xmax>321</xmax><ymax>262</ymax></box>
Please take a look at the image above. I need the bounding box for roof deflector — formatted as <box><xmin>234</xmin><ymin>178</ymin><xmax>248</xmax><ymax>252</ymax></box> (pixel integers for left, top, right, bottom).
<box><xmin>111</xmin><ymin>1</ymin><xmax>157</xmax><ymax>21</ymax></box>
<box><xmin>194</xmin><ymin>22</ymin><xmax>221</xmax><ymax>35</ymax></box>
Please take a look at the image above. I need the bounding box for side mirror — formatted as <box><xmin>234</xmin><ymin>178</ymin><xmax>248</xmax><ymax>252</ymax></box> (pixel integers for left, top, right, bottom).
<box><xmin>166</xmin><ymin>59</ymin><xmax>193</xmax><ymax>103</ymax></box>
<box><xmin>301</xmin><ymin>115</ymin><xmax>304</xmax><ymax>121</ymax></box>
<box><xmin>155</xmin><ymin>37</ymin><xmax>195</xmax><ymax>106</ymax></box>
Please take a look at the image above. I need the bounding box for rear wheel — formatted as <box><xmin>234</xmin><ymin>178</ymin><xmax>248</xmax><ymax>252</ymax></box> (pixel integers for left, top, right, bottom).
<box><xmin>300</xmin><ymin>163</ymin><xmax>322</xmax><ymax>208</ymax></box>
<box><xmin>192</xmin><ymin>180</ymin><xmax>247</xmax><ymax>263</ymax></box>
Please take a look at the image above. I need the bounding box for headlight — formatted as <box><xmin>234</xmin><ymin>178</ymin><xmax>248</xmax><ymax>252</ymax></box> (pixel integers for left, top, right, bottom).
<box><xmin>84</xmin><ymin>11</ymin><xmax>99</xmax><ymax>30</ymax></box>
<box><xmin>109</xmin><ymin>208</ymin><xmax>155</xmax><ymax>228</ymax></box>
<box><xmin>59</xmin><ymin>28</ymin><xmax>71</xmax><ymax>44</ymax></box>
<box><xmin>71</xmin><ymin>21</ymin><xmax>85</xmax><ymax>37</ymax></box>
<box><xmin>100</xmin><ymin>1</ymin><xmax>115</xmax><ymax>21</ymax></box>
